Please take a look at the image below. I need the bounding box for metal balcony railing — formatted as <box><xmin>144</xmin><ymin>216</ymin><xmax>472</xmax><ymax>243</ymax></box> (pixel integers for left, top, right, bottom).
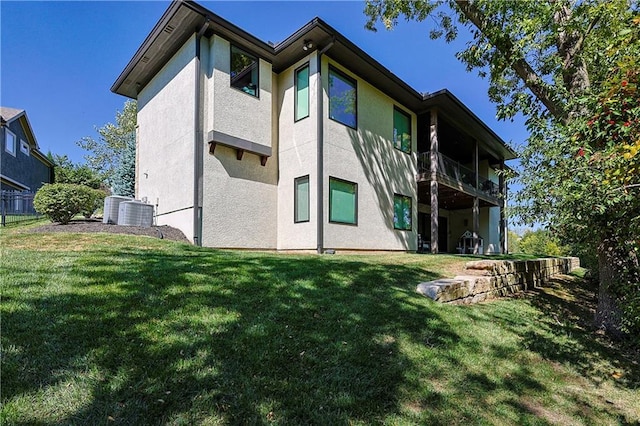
<box><xmin>418</xmin><ymin>151</ymin><xmax>500</xmax><ymax>198</ymax></box>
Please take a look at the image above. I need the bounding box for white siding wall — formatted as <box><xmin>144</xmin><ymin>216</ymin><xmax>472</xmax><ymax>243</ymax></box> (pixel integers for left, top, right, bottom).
<box><xmin>201</xmin><ymin>35</ymin><xmax>277</xmax><ymax>249</ymax></box>
<box><xmin>137</xmin><ymin>35</ymin><xmax>197</xmax><ymax>242</ymax></box>
<box><xmin>322</xmin><ymin>58</ymin><xmax>418</xmax><ymax>251</ymax></box>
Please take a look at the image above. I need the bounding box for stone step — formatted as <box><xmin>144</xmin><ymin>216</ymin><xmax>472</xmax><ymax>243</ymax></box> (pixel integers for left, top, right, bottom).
<box><xmin>417</xmin><ymin>256</ymin><xmax>580</xmax><ymax>304</ymax></box>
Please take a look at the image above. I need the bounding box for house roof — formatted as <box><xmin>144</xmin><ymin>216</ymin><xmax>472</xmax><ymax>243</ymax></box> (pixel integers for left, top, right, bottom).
<box><xmin>1</xmin><ymin>106</ymin><xmax>38</xmax><ymax>148</ymax></box>
<box><xmin>1</xmin><ymin>106</ymin><xmax>54</xmax><ymax>166</ymax></box>
<box><xmin>0</xmin><ymin>107</ymin><xmax>24</xmax><ymax>123</ymax></box>
<box><xmin>111</xmin><ymin>0</ymin><xmax>517</xmax><ymax>161</ymax></box>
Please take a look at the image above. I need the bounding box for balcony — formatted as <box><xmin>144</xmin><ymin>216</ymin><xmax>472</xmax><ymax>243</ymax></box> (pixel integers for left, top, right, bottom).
<box><xmin>417</xmin><ymin>151</ymin><xmax>501</xmax><ymax>205</ymax></box>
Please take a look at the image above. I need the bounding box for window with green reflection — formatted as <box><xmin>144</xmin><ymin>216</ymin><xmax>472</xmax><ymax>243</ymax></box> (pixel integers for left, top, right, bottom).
<box><xmin>393</xmin><ymin>194</ymin><xmax>412</xmax><ymax>230</ymax></box>
<box><xmin>393</xmin><ymin>107</ymin><xmax>411</xmax><ymax>154</ymax></box>
<box><xmin>295</xmin><ymin>64</ymin><xmax>309</xmax><ymax>121</ymax></box>
<box><xmin>294</xmin><ymin>175</ymin><xmax>309</xmax><ymax>223</ymax></box>
<box><xmin>329</xmin><ymin>177</ymin><xmax>357</xmax><ymax>225</ymax></box>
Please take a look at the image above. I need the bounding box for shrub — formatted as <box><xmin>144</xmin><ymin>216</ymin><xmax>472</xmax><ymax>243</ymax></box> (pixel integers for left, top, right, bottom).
<box><xmin>52</xmin><ymin>155</ymin><xmax>103</xmax><ymax>189</ymax></box>
<box><xmin>78</xmin><ymin>187</ymin><xmax>107</xmax><ymax>218</ymax></box>
<box><xmin>34</xmin><ymin>184</ymin><xmax>104</xmax><ymax>224</ymax></box>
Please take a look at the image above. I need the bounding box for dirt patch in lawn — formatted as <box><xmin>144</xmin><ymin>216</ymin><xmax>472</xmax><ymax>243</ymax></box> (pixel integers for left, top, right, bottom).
<box><xmin>29</xmin><ymin>218</ymin><xmax>190</xmax><ymax>243</ymax></box>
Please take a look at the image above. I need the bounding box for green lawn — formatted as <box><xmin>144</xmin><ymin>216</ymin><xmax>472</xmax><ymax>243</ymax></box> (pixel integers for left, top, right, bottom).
<box><xmin>1</xmin><ymin>224</ymin><xmax>638</xmax><ymax>425</ymax></box>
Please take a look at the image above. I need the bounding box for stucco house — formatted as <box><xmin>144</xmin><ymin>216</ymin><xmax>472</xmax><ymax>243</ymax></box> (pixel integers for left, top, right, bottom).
<box><xmin>111</xmin><ymin>0</ymin><xmax>516</xmax><ymax>254</ymax></box>
<box><xmin>1</xmin><ymin>107</ymin><xmax>54</xmax><ymax>193</ymax></box>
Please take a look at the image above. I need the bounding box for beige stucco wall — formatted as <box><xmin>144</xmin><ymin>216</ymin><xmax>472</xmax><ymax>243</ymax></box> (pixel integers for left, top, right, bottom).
<box><xmin>137</xmin><ymin>35</ymin><xmax>197</xmax><ymax>242</ymax></box>
<box><xmin>200</xmin><ymin>35</ymin><xmax>277</xmax><ymax>248</ymax></box>
<box><xmin>322</xmin><ymin>58</ymin><xmax>418</xmax><ymax>251</ymax></box>
<box><xmin>134</xmin><ymin>33</ymin><xmax>501</xmax><ymax>252</ymax></box>
<box><xmin>207</xmin><ymin>35</ymin><xmax>272</xmax><ymax>148</ymax></box>
<box><xmin>276</xmin><ymin>54</ymin><xmax>318</xmax><ymax>250</ymax></box>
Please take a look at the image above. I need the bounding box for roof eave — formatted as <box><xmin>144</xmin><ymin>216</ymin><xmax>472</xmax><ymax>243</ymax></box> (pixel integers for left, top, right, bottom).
<box><xmin>111</xmin><ymin>1</ymin><xmax>185</xmax><ymax>98</ymax></box>
<box><xmin>111</xmin><ymin>1</ymin><xmax>517</xmax><ymax>162</ymax></box>
<box><xmin>422</xmin><ymin>89</ymin><xmax>517</xmax><ymax>161</ymax></box>
<box><xmin>111</xmin><ymin>1</ymin><xmax>277</xmax><ymax>99</ymax></box>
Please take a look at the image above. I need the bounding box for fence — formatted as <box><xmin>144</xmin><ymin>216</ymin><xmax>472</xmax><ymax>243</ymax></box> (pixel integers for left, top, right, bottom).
<box><xmin>1</xmin><ymin>190</ymin><xmax>42</xmax><ymax>226</ymax></box>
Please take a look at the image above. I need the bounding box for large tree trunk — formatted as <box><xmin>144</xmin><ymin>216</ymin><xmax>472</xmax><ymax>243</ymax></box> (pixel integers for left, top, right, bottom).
<box><xmin>454</xmin><ymin>0</ymin><xmax>567</xmax><ymax>120</ymax></box>
<box><xmin>553</xmin><ymin>4</ymin><xmax>591</xmax><ymax>97</ymax></box>
<box><xmin>595</xmin><ymin>238</ymin><xmax>624</xmax><ymax>337</ymax></box>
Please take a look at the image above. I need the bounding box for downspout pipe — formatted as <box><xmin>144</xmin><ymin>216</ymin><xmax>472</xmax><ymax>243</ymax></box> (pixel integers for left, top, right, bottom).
<box><xmin>193</xmin><ymin>20</ymin><xmax>210</xmax><ymax>246</ymax></box>
<box><xmin>316</xmin><ymin>39</ymin><xmax>334</xmax><ymax>254</ymax></box>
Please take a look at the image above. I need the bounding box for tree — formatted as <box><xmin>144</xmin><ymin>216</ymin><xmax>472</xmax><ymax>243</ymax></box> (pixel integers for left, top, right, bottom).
<box><xmin>365</xmin><ymin>1</ymin><xmax>639</xmax><ymax>335</ymax></box>
<box><xmin>507</xmin><ymin>230</ymin><xmax>520</xmax><ymax>254</ymax></box>
<box><xmin>77</xmin><ymin>100</ymin><xmax>136</xmax><ymax>191</ymax></box>
<box><xmin>110</xmin><ymin>131</ymin><xmax>136</xmax><ymax>197</ymax></box>
<box><xmin>49</xmin><ymin>154</ymin><xmax>103</xmax><ymax>189</ymax></box>
<box><xmin>519</xmin><ymin>229</ymin><xmax>565</xmax><ymax>257</ymax></box>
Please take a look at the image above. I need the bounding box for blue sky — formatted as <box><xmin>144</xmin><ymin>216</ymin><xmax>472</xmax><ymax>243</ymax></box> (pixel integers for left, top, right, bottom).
<box><xmin>1</xmin><ymin>1</ymin><xmax>528</xmax><ymax>166</ymax></box>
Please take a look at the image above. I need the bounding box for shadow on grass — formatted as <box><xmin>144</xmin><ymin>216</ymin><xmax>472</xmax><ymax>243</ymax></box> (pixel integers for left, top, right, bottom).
<box><xmin>523</xmin><ymin>275</ymin><xmax>640</xmax><ymax>389</ymax></box>
<box><xmin>2</xmin><ymin>245</ymin><xmax>456</xmax><ymax>424</ymax></box>
<box><xmin>3</xmin><ymin>243</ymin><xmax>639</xmax><ymax>424</ymax></box>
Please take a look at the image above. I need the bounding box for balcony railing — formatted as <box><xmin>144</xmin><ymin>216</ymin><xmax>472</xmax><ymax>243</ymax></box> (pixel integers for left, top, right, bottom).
<box><xmin>418</xmin><ymin>151</ymin><xmax>500</xmax><ymax>199</ymax></box>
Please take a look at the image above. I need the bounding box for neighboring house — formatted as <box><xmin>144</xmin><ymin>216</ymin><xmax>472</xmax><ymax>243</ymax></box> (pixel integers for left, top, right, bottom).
<box><xmin>111</xmin><ymin>0</ymin><xmax>517</xmax><ymax>253</ymax></box>
<box><xmin>1</xmin><ymin>107</ymin><xmax>54</xmax><ymax>193</ymax></box>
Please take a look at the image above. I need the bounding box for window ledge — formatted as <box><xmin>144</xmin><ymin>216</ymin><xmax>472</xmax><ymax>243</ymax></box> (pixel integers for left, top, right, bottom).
<box><xmin>207</xmin><ymin>130</ymin><xmax>271</xmax><ymax>166</ymax></box>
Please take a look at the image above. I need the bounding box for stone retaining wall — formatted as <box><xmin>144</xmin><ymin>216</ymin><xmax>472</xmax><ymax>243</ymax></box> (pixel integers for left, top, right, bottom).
<box><xmin>416</xmin><ymin>257</ymin><xmax>580</xmax><ymax>304</ymax></box>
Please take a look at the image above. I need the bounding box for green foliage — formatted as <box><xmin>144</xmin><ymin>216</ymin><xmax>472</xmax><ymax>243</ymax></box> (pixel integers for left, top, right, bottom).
<box><xmin>518</xmin><ymin>229</ymin><xmax>565</xmax><ymax>257</ymax></box>
<box><xmin>77</xmin><ymin>100</ymin><xmax>136</xmax><ymax>187</ymax></box>
<box><xmin>34</xmin><ymin>184</ymin><xmax>84</xmax><ymax>224</ymax></box>
<box><xmin>111</xmin><ymin>132</ymin><xmax>136</xmax><ymax>197</ymax></box>
<box><xmin>516</xmin><ymin>17</ymin><xmax>640</xmax><ymax>333</ymax></box>
<box><xmin>51</xmin><ymin>154</ymin><xmax>103</xmax><ymax>189</ymax></box>
<box><xmin>78</xmin><ymin>187</ymin><xmax>107</xmax><ymax>219</ymax></box>
<box><xmin>34</xmin><ymin>184</ymin><xmax>105</xmax><ymax>224</ymax></box>
<box><xmin>507</xmin><ymin>230</ymin><xmax>520</xmax><ymax>254</ymax></box>
<box><xmin>364</xmin><ymin>0</ymin><xmax>639</xmax><ymax>335</ymax></box>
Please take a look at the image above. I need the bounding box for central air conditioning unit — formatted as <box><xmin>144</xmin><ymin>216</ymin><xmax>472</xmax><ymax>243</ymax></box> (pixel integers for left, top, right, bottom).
<box><xmin>103</xmin><ymin>195</ymin><xmax>133</xmax><ymax>224</ymax></box>
<box><xmin>117</xmin><ymin>201</ymin><xmax>154</xmax><ymax>228</ymax></box>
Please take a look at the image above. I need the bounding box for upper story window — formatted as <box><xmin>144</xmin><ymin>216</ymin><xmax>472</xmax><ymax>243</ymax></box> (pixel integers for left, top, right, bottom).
<box><xmin>295</xmin><ymin>64</ymin><xmax>310</xmax><ymax>121</ymax></box>
<box><xmin>230</xmin><ymin>45</ymin><xmax>259</xmax><ymax>97</ymax></box>
<box><xmin>393</xmin><ymin>107</ymin><xmax>411</xmax><ymax>154</ymax></box>
<box><xmin>328</xmin><ymin>66</ymin><xmax>357</xmax><ymax>129</ymax></box>
<box><xmin>5</xmin><ymin>129</ymin><xmax>16</xmax><ymax>156</ymax></box>
<box><xmin>20</xmin><ymin>139</ymin><xmax>30</xmax><ymax>156</ymax></box>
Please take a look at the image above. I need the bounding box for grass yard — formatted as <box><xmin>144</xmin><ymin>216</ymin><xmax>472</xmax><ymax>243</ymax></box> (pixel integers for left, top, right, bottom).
<box><xmin>1</xmin><ymin>224</ymin><xmax>638</xmax><ymax>425</ymax></box>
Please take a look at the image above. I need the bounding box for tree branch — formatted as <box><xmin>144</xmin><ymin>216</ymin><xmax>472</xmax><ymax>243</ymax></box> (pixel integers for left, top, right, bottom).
<box><xmin>454</xmin><ymin>0</ymin><xmax>568</xmax><ymax>121</ymax></box>
<box><xmin>613</xmin><ymin>183</ymin><xmax>640</xmax><ymax>192</ymax></box>
<box><xmin>571</xmin><ymin>13</ymin><xmax>601</xmax><ymax>64</ymax></box>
